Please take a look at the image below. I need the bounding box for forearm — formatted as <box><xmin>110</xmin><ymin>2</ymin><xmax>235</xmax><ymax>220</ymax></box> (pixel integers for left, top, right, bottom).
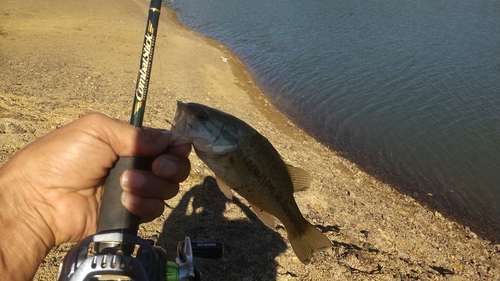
<box><xmin>0</xmin><ymin>166</ymin><xmax>53</xmax><ymax>281</ymax></box>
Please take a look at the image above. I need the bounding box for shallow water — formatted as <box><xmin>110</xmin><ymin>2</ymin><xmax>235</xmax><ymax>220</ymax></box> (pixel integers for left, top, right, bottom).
<box><xmin>165</xmin><ymin>0</ymin><xmax>500</xmax><ymax>236</ymax></box>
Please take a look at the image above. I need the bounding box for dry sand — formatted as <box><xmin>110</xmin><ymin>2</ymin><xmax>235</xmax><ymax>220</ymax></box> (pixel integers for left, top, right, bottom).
<box><xmin>0</xmin><ymin>0</ymin><xmax>498</xmax><ymax>280</ymax></box>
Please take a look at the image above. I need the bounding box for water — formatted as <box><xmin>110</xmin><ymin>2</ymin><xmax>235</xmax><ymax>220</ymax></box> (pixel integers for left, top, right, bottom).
<box><xmin>164</xmin><ymin>0</ymin><xmax>500</xmax><ymax>238</ymax></box>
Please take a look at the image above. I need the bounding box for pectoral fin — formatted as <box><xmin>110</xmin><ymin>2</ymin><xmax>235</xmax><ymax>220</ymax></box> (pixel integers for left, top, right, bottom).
<box><xmin>286</xmin><ymin>164</ymin><xmax>312</xmax><ymax>192</ymax></box>
<box><xmin>215</xmin><ymin>175</ymin><xmax>233</xmax><ymax>200</ymax></box>
<box><xmin>250</xmin><ymin>203</ymin><xmax>276</xmax><ymax>229</ymax></box>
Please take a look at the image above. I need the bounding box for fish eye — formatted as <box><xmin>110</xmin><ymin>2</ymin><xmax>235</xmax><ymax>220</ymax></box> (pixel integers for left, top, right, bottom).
<box><xmin>197</xmin><ymin>110</ymin><xmax>210</xmax><ymax>121</ymax></box>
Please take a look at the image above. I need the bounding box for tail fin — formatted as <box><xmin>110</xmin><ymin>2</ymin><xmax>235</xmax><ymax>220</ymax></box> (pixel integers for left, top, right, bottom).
<box><xmin>289</xmin><ymin>223</ymin><xmax>332</xmax><ymax>264</ymax></box>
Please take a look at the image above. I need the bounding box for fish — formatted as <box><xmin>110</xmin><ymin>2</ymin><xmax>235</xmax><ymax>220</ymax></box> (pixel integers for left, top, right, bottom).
<box><xmin>169</xmin><ymin>101</ymin><xmax>332</xmax><ymax>264</ymax></box>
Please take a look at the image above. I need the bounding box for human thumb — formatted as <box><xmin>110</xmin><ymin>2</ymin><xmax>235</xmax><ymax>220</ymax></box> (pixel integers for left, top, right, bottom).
<box><xmin>81</xmin><ymin>113</ymin><xmax>171</xmax><ymax>157</ymax></box>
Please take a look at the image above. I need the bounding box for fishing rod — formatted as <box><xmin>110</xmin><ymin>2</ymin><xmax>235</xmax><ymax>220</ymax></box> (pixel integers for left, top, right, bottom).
<box><xmin>57</xmin><ymin>1</ymin><xmax>222</xmax><ymax>280</ymax></box>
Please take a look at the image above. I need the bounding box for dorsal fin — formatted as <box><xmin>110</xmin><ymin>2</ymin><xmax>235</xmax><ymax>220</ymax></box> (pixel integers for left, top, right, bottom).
<box><xmin>215</xmin><ymin>175</ymin><xmax>233</xmax><ymax>199</ymax></box>
<box><xmin>286</xmin><ymin>164</ymin><xmax>312</xmax><ymax>192</ymax></box>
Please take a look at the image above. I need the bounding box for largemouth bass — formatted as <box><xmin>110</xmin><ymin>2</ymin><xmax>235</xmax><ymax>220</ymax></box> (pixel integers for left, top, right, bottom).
<box><xmin>170</xmin><ymin>101</ymin><xmax>332</xmax><ymax>263</ymax></box>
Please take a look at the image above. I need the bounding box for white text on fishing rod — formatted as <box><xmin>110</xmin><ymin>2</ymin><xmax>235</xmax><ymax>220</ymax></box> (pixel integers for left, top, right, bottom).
<box><xmin>136</xmin><ymin>28</ymin><xmax>154</xmax><ymax>102</ymax></box>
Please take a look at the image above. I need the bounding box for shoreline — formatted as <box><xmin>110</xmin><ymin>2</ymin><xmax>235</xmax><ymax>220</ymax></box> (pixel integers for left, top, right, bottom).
<box><xmin>163</xmin><ymin>2</ymin><xmax>499</xmax><ymax>243</ymax></box>
<box><xmin>1</xmin><ymin>0</ymin><xmax>498</xmax><ymax>279</ymax></box>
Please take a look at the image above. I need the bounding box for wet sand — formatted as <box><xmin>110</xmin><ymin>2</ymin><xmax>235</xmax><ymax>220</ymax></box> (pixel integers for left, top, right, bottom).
<box><xmin>0</xmin><ymin>0</ymin><xmax>498</xmax><ymax>280</ymax></box>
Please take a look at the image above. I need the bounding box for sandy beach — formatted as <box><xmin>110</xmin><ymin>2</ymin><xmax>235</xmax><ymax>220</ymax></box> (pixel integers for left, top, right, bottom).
<box><xmin>1</xmin><ymin>0</ymin><xmax>498</xmax><ymax>280</ymax></box>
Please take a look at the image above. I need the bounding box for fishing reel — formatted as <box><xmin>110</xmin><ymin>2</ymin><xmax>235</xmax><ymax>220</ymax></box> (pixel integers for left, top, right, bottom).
<box><xmin>56</xmin><ymin>231</ymin><xmax>223</xmax><ymax>281</ymax></box>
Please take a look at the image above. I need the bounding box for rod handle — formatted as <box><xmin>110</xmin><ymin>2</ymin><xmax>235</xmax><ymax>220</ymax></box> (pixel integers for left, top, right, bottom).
<box><xmin>96</xmin><ymin>156</ymin><xmax>153</xmax><ymax>234</ymax></box>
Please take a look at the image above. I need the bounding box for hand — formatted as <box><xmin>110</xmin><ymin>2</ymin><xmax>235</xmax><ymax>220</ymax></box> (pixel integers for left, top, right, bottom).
<box><xmin>0</xmin><ymin>113</ymin><xmax>191</xmax><ymax>280</ymax></box>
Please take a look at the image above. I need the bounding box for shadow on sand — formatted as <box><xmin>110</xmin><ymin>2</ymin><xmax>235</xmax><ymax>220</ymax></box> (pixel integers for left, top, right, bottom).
<box><xmin>157</xmin><ymin>176</ymin><xmax>287</xmax><ymax>280</ymax></box>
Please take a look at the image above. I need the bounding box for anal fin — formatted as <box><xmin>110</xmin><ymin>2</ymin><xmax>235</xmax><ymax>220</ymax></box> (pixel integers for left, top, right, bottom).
<box><xmin>250</xmin><ymin>203</ymin><xmax>276</xmax><ymax>229</ymax></box>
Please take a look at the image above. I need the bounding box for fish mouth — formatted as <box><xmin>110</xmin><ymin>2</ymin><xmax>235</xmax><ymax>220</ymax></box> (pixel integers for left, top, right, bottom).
<box><xmin>169</xmin><ymin>101</ymin><xmax>193</xmax><ymax>146</ymax></box>
<box><xmin>172</xmin><ymin>101</ymin><xmax>189</xmax><ymax>128</ymax></box>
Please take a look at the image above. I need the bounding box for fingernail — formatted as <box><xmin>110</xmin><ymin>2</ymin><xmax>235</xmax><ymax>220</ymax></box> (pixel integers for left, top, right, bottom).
<box><xmin>121</xmin><ymin>170</ymin><xmax>146</xmax><ymax>189</ymax></box>
<box><xmin>158</xmin><ymin>157</ymin><xmax>177</xmax><ymax>178</ymax></box>
<box><xmin>121</xmin><ymin>192</ymin><xmax>141</xmax><ymax>206</ymax></box>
